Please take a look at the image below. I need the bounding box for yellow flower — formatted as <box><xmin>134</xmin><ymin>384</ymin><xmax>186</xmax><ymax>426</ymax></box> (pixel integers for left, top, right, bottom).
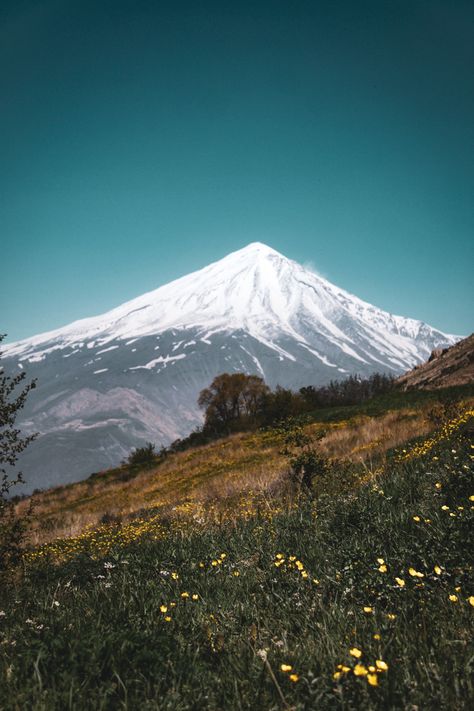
<box><xmin>408</xmin><ymin>568</ymin><xmax>424</xmax><ymax>578</ymax></box>
<box><xmin>333</xmin><ymin>671</ymin><xmax>342</xmax><ymax>680</ymax></box>
<box><xmin>468</xmin><ymin>596</ymin><xmax>474</xmax><ymax>607</ymax></box>
<box><xmin>164</xmin><ymin>616</ymin><xmax>171</xmax><ymax>622</ymax></box>
<box><xmin>441</xmin><ymin>505</ymin><xmax>449</xmax><ymax>511</ymax></box>
<box><xmin>377</xmin><ymin>558</ymin><xmax>385</xmax><ymax>565</ymax></box>
<box><xmin>192</xmin><ymin>594</ymin><xmax>199</xmax><ymax>600</ymax></box>
<box><xmin>160</xmin><ymin>605</ymin><xmax>168</xmax><ymax>613</ymax></box>
<box><xmin>199</xmin><ymin>562</ymin><xmax>205</xmax><ymax>568</ymax></box>
<box><xmin>435</xmin><ymin>482</ymin><xmax>442</xmax><ymax>489</ymax></box>
<box><xmin>181</xmin><ymin>592</ymin><xmax>189</xmax><ymax>598</ymax></box>
<box><xmin>376</xmin><ymin>659</ymin><xmax>388</xmax><ymax>671</ymax></box>
<box><xmin>350</xmin><ymin>648</ymin><xmax>362</xmax><ymax>658</ymax></box>
<box><xmin>353</xmin><ymin>664</ymin><xmax>368</xmax><ymax>676</ymax></box>
<box><xmin>378</xmin><ymin>564</ymin><xmax>387</xmax><ymax>573</ymax></box>
<box><xmin>395</xmin><ymin>577</ymin><xmax>405</xmax><ymax>587</ymax></box>
<box><xmin>289</xmin><ymin>674</ymin><xmax>299</xmax><ymax>682</ymax></box>
<box><xmin>312</xmin><ymin>578</ymin><xmax>320</xmax><ymax>585</ymax></box>
<box><xmin>449</xmin><ymin>594</ymin><xmax>458</xmax><ymax>602</ymax></box>
<box><xmin>295</xmin><ymin>560</ymin><xmax>304</xmax><ymax>571</ymax></box>
<box><xmin>469</xmin><ymin>495</ymin><xmax>474</xmax><ymax>502</ymax></box>
<box><xmin>275</xmin><ymin>553</ymin><xmax>284</xmax><ymax>559</ymax></box>
<box><xmin>367</xmin><ymin>673</ymin><xmax>378</xmax><ymax>686</ymax></box>
<box><xmin>220</xmin><ymin>553</ymin><xmax>226</xmax><ymax>559</ymax></box>
<box><xmin>387</xmin><ymin>613</ymin><xmax>397</xmax><ymax>620</ymax></box>
<box><xmin>413</xmin><ymin>516</ymin><xmax>421</xmax><ymax>522</ymax></box>
<box><xmin>301</xmin><ymin>571</ymin><xmax>308</xmax><ymax>579</ymax></box>
<box><xmin>373</xmin><ymin>633</ymin><xmax>381</xmax><ymax>640</ymax></box>
<box><xmin>171</xmin><ymin>572</ymin><xmax>179</xmax><ymax>580</ymax></box>
<box><xmin>434</xmin><ymin>565</ymin><xmax>442</xmax><ymax>575</ymax></box>
<box><xmin>363</xmin><ymin>606</ymin><xmax>373</xmax><ymax>614</ymax></box>
<box><xmin>211</xmin><ymin>560</ymin><xmax>218</xmax><ymax>567</ymax></box>
<box><xmin>280</xmin><ymin>664</ymin><xmax>292</xmax><ymax>672</ymax></box>
<box><xmin>233</xmin><ymin>571</ymin><xmax>240</xmax><ymax>577</ymax></box>
<box><xmin>289</xmin><ymin>556</ymin><xmax>296</xmax><ymax>562</ymax></box>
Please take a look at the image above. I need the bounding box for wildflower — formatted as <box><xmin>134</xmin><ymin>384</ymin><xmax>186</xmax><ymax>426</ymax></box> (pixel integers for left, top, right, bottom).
<box><xmin>350</xmin><ymin>648</ymin><xmax>362</xmax><ymax>658</ymax></box>
<box><xmin>280</xmin><ymin>664</ymin><xmax>292</xmax><ymax>672</ymax></box>
<box><xmin>233</xmin><ymin>571</ymin><xmax>240</xmax><ymax>577</ymax></box>
<box><xmin>313</xmin><ymin>578</ymin><xmax>320</xmax><ymax>585</ymax></box>
<box><xmin>275</xmin><ymin>553</ymin><xmax>284</xmax><ymax>559</ymax></box>
<box><xmin>367</xmin><ymin>673</ymin><xmax>378</xmax><ymax>686</ymax></box>
<box><xmin>395</xmin><ymin>577</ymin><xmax>405</xmax><ymax>587</ymax></box>
<box><xmin>373</xmin><ymin>633</ymin><xmax>381</xmax><ymax>640</ymax></box>
<box><xmin>53</xmin><ymin>600</ymin><xmax>60</xmax><ymax>607</ymax></box>
<box><xmin>408</xmin><ymin>568</ymin><xmax>424</xmax><ymax>578</ymax></box>
<box><xmin>192</xmin><ymin>594</ymin><xmax>199</xmax><ymax>601</ymax></box>
<box><xmin>377</xmin><ymin>558</ymin><xmax>385</xmax><ymax>565</ymax></box>
<box><xmin>363</xmin><ymin>606</ymin><xmax>373</xmax><ymax>614</ymax></box>
<box><xmin>199</xmin><ymin>562</ymin><xmax>205</xmax><ymax>568</ymax></box>
<box><xmin>295</xmin><ymin>560</ymin><xmax>304</xmax><ymax>571</ymax></box>
<box><xmin>160</xmin><ymin>605</ymin><xmax>168</xmax><ymax>613</ymax></box>
<box><xmin>378</xmin><ymin>564</ymin><xmax>387</xmax><ymax>573</ymax></box>
<box><xmin>441</xmin><ymin>505</ymin><xmax>449</xmax><ymax>511</ymax></box>
<box><xmin>387</xmin><ymin>613</ymin><xmax>397</xmax><ymax>620</ymax></box>
<box><xmin>469</xmin><ymin>495</ymin><xmax>474</xmax><ymax>502</ymax></box>
<box><xmin>413</xmin><ymin>516</ymin><xmax>421</xmax><ymax>522</ymax></box>
<box><xmin>171</xmin><ymin>572</ymin><xmax>179</xmax><ymax>580</ymax></box>
<box><xmin>468</xmin><ymin>596</ymin><xmax>474</xmax><ymax>607</ymax></box>
<box><xmin>376</xmin><ymin>659</ymin><xmax>388</xmax><ymax>671</ymax></box>
<box><xmin>211</xmin><ymin>560</ymin><xmax>218</xmax><ymax>567</ymax></box>
<box><xmin>449</xmin><ymin>594</ymin><xmax>458</xmax><ymax>602</ymax></box>
<box><xmin>0</xmin><ymin>611</ymin><xmax>5</xmax><ymax>618</ymax></box>
<box><xmin>289</xmin><ymin>674</ymin><xmax>299</xmax><ymax>682</ymax></box>
<box><xmin>164</xmin><ymin>616</ymin><xmax>172</xmax><ymax>622</ymax></box>
<box><xmin>333</xmin><ymin>671</ymin><xmax>342</xmax><ymax>680</ymax></box>
<box><xmin>353</xmin><ymin>664</ymin><xmax>368</xmax><ymax>676</ymax></box>
<box><xmin>435</xmin><ymin>482</ymin><xmax>442</xmax><ymax>489</ymax></box>
<box><xmin>434</xmin><ymin>565</ymin><xmax>442</xmax><ymax>575</ymax></box>
<box><xmin>301</xmin><ymin>571</ymin><xmax>308</xmax><ymax>579</ymax></box>
<box><xmin>220</xmin><ymin>553</ymin><xmax>226</xmax><ymax>559</ymax></box>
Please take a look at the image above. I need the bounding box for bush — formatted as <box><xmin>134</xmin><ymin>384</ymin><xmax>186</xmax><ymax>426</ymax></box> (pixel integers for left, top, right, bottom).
<box><xmin>125</xmin><ymin>442</ymin><xmax>157</xmax><ymax>467</ymax></box>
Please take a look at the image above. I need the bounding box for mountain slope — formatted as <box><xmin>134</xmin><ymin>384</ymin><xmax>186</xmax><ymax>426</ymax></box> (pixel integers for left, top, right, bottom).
<box><xmin>3</xmin><ymin>242</ymin><xmax>460</xmax><ymax>492</ymax></box>
<box><xmin>397</xmin><ymin>333</ymin><xmax>474</xmax><ymax>390</ymax></box>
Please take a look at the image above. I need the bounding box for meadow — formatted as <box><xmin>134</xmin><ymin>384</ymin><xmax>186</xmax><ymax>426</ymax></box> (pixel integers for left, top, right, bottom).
<box><xmin>1</xmin><ymin>403</ymin><xmax>473</xmax><ymax>709</ymax></box>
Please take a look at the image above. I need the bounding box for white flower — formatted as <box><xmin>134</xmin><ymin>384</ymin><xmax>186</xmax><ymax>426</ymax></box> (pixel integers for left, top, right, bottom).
<box><xmin>104</xmin><ymin>562</ymin><xmax>115</xmax><ymax>569</ymax></box>
<box><xmin>53</xmin><ymin>600</ymin><xmax>60</xmax><ymax>607</ymax></box>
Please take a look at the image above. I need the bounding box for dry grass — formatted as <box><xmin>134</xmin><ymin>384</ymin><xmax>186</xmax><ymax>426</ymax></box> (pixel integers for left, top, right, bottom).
<box><xmin>15</xmin><ymin>398</ymin><xmax>453</xmax><ymax>548</ymax></box>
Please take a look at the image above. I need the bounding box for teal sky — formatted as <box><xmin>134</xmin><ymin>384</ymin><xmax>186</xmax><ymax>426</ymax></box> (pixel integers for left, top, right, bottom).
<box><xmin>1</xmin><ymin>0</ymin><xmax>473</xmax><ymax>343</ymax></box>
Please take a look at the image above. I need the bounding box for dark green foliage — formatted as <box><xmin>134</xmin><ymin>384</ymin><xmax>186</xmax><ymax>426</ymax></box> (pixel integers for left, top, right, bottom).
<box><xmin>0</xmin><ymin>431</ymin><xmax>472</xmax><ymax>709</ymax></box>
<box><xmin>124</xmin><ymin>442</ymin><xmax>157</xmax><ymax>467</ymax></box>
<box><xmin>0</xmin><ymin>335</ymin><xmax>37</xmax><ymax>573</ymax></box>
<box><xmin>279</xmin><ymin>418</ymin><xmax>332</xmax><ymax>493</ymax></box>
<box><xmin>198</xmin><ymin>372</ymin><xmax>270</xmax><ymax>433</ymax></box>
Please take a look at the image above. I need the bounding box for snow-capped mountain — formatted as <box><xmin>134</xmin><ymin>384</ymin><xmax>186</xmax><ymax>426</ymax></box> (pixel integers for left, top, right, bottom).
<box><xmin>3</xmin><ymin>242</ymin><xmax>460</xmax><ymax>492</ymax></box>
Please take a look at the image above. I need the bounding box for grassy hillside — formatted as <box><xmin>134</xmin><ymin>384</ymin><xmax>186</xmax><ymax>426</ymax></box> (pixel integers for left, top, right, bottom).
<box><xmin>1</xmin><ymin>407</ymin><xmax>473</xmax><ymax>709</ymax></box>
<box><xmin>18</xmin><ymin>384</ymin><xmax>474</xmax><ymax>548</ymax></box>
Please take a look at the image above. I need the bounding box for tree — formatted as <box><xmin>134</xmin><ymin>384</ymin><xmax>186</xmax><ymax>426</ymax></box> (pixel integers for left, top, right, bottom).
<box><xmin>198</xmin><ymin>373</ymin><xmax>270</xmax><ymax>433</ymax></box>
<box><xmin>0</xmin><ymin>335</ymin><xmax>37</xmax><ymax>572</ymax></box>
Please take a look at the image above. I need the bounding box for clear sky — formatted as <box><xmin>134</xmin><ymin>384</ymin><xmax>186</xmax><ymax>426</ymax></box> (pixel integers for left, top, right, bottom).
<box><xmin>1</xmin><ymin>0</ymin><xmax>473</xmax><ymax>343</ymax></box>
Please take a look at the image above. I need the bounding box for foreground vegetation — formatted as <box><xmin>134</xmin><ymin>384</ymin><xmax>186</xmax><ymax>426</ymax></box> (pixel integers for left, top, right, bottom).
<box><xmin>1</xmin><ymin>412</ymin><xmax>473</xmax><ymax>709</ymax></box>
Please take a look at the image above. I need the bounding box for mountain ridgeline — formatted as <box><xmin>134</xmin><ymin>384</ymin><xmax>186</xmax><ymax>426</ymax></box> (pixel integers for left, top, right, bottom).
<box><xmin>2</xmin><ymin>243</ymin><xmax>460</xmax><ymax>493</ymax></box>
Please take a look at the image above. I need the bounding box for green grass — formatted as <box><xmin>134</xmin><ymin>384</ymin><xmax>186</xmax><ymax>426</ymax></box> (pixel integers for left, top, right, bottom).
<box><xmin>1</xmin><ymin>431</ymin><xmax>473</xmax><ymax>710</ymax></box>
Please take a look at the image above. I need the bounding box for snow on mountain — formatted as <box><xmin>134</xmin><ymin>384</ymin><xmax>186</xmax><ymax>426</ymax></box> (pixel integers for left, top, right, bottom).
<box><xmin>2</xmin><ymin>242</ymin><xmax>460</xmax><ymax>492</ymax></box>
